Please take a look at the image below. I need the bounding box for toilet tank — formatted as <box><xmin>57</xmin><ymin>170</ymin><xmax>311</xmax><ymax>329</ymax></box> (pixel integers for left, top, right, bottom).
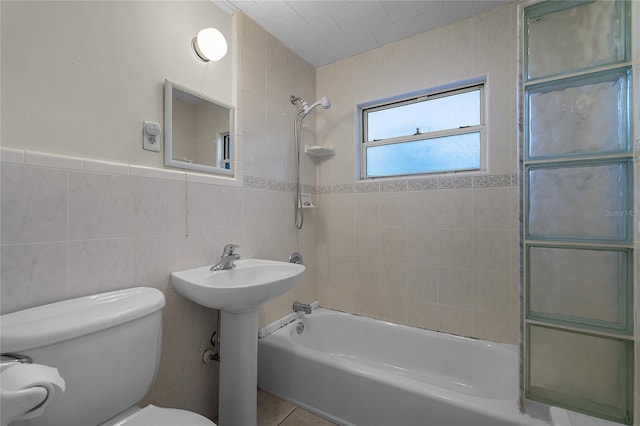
<box><xmin>0</xmin><ymin>287</ymin><xmax>165</xmax><ymax>426</ymax></box>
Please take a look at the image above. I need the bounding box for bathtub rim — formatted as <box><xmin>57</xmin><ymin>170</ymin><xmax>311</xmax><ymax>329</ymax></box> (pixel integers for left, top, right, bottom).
<box><xmin>259</xmin><ymin>305</ymin><xmax>518</xmax><ymax>355</ymax></box>
<box><xmin>258</xmin><ymin>306</ymin><xmax>549</xmax><ymax>426</ymax></box>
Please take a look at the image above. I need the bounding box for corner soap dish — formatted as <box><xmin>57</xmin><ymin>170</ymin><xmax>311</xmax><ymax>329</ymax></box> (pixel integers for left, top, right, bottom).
<box><xmin>301</xmin><ymin>193</ymin><xmax>316</xmax><ymax>208</ymax></box>
<box><xmin>304</xmin><ymin>145</ymin><xmax>335</xmax><ymax>157</ymax></box>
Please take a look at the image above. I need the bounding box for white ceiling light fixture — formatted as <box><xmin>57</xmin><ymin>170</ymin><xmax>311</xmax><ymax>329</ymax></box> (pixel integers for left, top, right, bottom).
<box><xmin>192</xmin><ymin>28</ymin><xmax>228</xmax><ymax>62</ymax></box>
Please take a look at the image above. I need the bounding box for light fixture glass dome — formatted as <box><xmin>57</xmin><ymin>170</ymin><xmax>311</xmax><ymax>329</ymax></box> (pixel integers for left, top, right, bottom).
<box><xmin>192</xmin><ymin>28</ymin><xmax>228</xmax><ymax>62</ymax></box>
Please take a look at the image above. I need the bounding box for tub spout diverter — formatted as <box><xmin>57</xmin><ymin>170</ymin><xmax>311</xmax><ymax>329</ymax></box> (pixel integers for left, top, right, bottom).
<box><xmin>293</xmin><ymin>301</ymin><xmax>312</xmax><ymax>314</ymax></box>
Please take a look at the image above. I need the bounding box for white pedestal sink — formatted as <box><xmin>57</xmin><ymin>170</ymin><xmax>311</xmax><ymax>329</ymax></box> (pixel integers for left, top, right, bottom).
<box><xmin>170</xmin><ymin>259</ymin><xmax>305</xmax><ymax>426</ymax></box>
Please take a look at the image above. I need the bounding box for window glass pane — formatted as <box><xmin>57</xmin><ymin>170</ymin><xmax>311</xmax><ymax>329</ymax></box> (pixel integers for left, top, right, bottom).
<box><xmin>367</xmin><ymin>89</ymin><xmax>480</xmax><ymax>141</ymax></box>
<box><xmin>526</xmin><ymin>0</ymin><xmax>629</xmax><ymax>80</ymax></box>
<box><xmin>366</xmin><ymin>133</ymin><xmax>480</xmax><ymax>177</ymax></box>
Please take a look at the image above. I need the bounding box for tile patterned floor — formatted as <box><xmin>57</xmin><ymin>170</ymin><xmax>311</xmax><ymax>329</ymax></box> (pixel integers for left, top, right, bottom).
<box><xmin>257</xmin><ymin>389</ymin><xmax>337</xmax><ymax>426</ymax></box>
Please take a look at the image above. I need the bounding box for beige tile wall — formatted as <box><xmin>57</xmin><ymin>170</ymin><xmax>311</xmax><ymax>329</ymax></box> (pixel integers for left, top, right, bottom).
<box><xmin>316</xmin><ymin>181</ymin><xmax>518</xmax><ymax>344</ymax></box>
<box><xmin>315</xmin><ymin>3</ymin><xmax>520</xmax><ymax>344</ymax></box>
<box><xmin>0</xmin><ymin>161</ymin><xmax>224</xmax><ymax>419</ymax></box>
<box><xmin>236</xmin><ymin>12</ymin><xmax>319</xmax><ymax>327</ymax></box>
<box><xmin>0</xmin><ymin>153</ymin><xmax>318</xmax><ymax>420</ymax></box>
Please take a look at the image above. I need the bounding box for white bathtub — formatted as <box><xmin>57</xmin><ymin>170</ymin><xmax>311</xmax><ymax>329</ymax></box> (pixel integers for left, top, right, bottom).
<box><xmin>258</xmin><ymin>308</ymin><xmax>548</xmax><ymax>426</ymax></box>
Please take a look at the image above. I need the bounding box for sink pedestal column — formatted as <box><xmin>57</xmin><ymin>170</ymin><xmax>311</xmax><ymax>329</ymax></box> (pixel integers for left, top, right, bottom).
<box><xmin>218</xmin><ymin>308</ymin><xmax>259</xmax><ymax>426</ymax></box>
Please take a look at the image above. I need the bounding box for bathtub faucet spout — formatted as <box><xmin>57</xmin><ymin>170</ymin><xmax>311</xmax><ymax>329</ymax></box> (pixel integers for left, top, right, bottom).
<box><xmin>293</xmin><ymin>301</ymin><xmax>312</xmax><ymax>314</ymax></box>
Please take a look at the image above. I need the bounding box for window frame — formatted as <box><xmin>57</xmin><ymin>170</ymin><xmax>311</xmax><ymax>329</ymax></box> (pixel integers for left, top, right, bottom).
<box><xmin>220</xmin><ymin>131</ymin><xmax>231</xmax><ymax>170</ymax></box>
<box><xmin>359</xmin><ymin>83</ymin><xmax>486</xmax><ymax>179</ymax></box>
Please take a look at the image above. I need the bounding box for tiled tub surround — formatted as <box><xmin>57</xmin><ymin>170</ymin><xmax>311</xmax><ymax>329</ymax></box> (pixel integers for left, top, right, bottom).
<box><xmin>0</xmin><ymin>148</ymin><xmax>318</xmax><ymax>419</ymax></box>
<box><xmin>315</xmin><ymin>2</ymin><xmax>520</xmax><ymax>345</ymax></box>
<box><xmin>316</xmin><ymin>175</ymin><xmax>518</xmax><ymax>344</ymax></box>
<box><xmin>248</xmin><ymin>172</ymin><xmax>518</xmax><ymax>344</ymax></box>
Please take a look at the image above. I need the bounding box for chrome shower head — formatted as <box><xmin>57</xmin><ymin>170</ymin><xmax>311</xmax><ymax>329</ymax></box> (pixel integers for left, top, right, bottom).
<box><xmin>308</xmin><ymin>96</ymin><xmax>331</xmax><ymax>111</ymax></box>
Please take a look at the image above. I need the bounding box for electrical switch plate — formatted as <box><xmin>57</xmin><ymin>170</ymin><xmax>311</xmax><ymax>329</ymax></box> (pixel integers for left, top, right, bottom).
<box><xmin>143</xmin><ymin>121</ymin><xmax>161</xmax><ymax>152</ymax></box>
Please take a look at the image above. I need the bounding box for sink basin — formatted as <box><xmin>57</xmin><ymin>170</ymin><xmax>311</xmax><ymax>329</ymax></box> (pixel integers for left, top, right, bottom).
<box><xmin>171</xmin><ymin>259</ymin><xmax>305</xmax><ymax>312</ymax></box>
<box><xmin>171</xmin><ymin>258</ymin><xmax>305</xmax><ymax>425</ymax></box>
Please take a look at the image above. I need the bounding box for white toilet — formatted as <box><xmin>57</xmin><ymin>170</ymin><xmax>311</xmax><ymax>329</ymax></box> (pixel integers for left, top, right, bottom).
<box><xmin>0</xmin><ymin>287</ymin><xmax>216</xmax><ymax>426</ymax></box>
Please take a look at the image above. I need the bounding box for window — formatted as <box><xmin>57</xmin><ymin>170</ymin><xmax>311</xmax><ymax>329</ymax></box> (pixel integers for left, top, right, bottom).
<box><xmin>218</xmin><ymin>131</ymin><xmax>231</xmax><ymax>170</ymax></box>
<box><xmin>360</xmin><ymin>83</ymin><xmax>485</xmax><ymax>178</ymax></box>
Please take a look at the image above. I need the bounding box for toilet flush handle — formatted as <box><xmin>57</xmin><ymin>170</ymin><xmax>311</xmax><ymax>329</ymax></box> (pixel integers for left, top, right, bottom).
<box><xmin>0</xmin><ymin>354</ymin><xmax>33</xmax><ymax>372</ymax></box>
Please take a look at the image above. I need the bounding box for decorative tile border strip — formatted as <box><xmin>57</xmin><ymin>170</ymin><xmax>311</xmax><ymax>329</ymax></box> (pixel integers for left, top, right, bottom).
<box><xmin>355</xmin><ymin>181</ymin><xmax>379</xmax><ymax>193</ymax></box>
<box><xmin>243</xmin><ymin>172</ymin><xmax>519</xmax><ymax>194</ymax></box>
<box><xmin>472</xmin><ymin>174</ymin><xmax>512</xmax><ymax>188</ymax></box>
<box><xmin>332</xmin><ymin>183</ymin><xmax>355</xmax><ymax>194</ymax></box>
<box><xmin>286</xmin><ymin>181</ymin><xmax>297</xmax><ymax>193</ymax></box>
<box><xmin>302</xmin><ymin>183</ymin><xmax>317</xmax><ymax>195</ymax></box>
<box><xmin>438</xmin><ymin>176</ymin><xmax>472</xmax><ymax>189</ymax></box>
<box><xmin>244</xmin><ymin>176</ymin><xmax>320</xmax><ymax>194</ymax></box>
<box><xmin>243</xmin><ymin>175</ymin><xmax>267</xmax><ymax>189</ymax></box>
<box><xmin>266</xmin><ymin>178</ymin><xmax>286</xmax><ymax>192</ymax></box>
<box><xmin>317</xmin><ymin>185</ymin><xmax>332</xmax><ymax>194</ymax></box>
<box><xmin>380</xmin><ymin>180</ymin><xmax>407</xmax><ymax>192</ymax></box>
<box><xmin>407</xmin><ymin>178</ymin><xmax>438</xmax><ymax>191</ymax></box>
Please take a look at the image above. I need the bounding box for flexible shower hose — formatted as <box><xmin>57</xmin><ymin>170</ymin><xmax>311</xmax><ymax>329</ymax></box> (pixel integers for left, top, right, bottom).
<box><xmin>294</xmin><ymin>110</ymin><xmax>305</xmax><ymax>230</ymax></box>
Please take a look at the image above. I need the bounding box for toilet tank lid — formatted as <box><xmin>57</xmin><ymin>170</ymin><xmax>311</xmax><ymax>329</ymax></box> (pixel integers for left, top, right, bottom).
<box><xmin>1</xmin><ymin>287</ymin><xmax>165</xmax><ymax>353</ymax></box>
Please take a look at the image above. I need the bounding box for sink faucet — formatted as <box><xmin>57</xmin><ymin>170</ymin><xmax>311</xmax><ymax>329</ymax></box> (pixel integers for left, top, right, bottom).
<box><xmin>211</xmin><ymin>244</ymin><xmax>240</xmax><ymax>271</ymax></box>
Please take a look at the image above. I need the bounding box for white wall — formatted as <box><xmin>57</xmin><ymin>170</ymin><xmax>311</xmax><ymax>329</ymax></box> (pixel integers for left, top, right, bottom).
<box><xmin>1</xmin><ymin>1</ymin><xmax>232</xmax><ymax>168</ymax></box>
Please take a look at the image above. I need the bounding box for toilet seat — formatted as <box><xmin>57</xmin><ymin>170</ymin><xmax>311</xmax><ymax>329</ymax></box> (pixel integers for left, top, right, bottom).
<box><xmin>110</xmin><ymin>404</ymin><xmax>216</xmax><ymax>426</ymax></box>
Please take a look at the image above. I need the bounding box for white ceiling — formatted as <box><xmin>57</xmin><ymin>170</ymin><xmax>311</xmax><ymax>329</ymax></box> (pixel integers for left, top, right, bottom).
<box><xmin>220</xmin><ymin>0</ymin><xmax>514</xmax><ymax>68</ymax></box>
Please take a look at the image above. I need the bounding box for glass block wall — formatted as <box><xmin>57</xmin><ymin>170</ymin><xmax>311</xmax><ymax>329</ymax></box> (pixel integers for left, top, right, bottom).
<box><xmin>522</xmin><ymin>1</ymin><xmax>634</xmax><ymax>424</ymax></box>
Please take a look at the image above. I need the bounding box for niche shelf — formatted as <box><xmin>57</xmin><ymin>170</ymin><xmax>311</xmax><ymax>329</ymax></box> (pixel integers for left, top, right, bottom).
<box><xmin>305</xmin><ymin>145</ymin><xmax>335</xmax><ymax>158</ymax></box>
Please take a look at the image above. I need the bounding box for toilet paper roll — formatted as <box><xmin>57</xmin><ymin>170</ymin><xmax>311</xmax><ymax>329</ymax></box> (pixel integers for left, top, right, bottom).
<box><xmin>1</xmin><ymin>363</ymin><xmax>66</xmax><ymax>421</ymax></box>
